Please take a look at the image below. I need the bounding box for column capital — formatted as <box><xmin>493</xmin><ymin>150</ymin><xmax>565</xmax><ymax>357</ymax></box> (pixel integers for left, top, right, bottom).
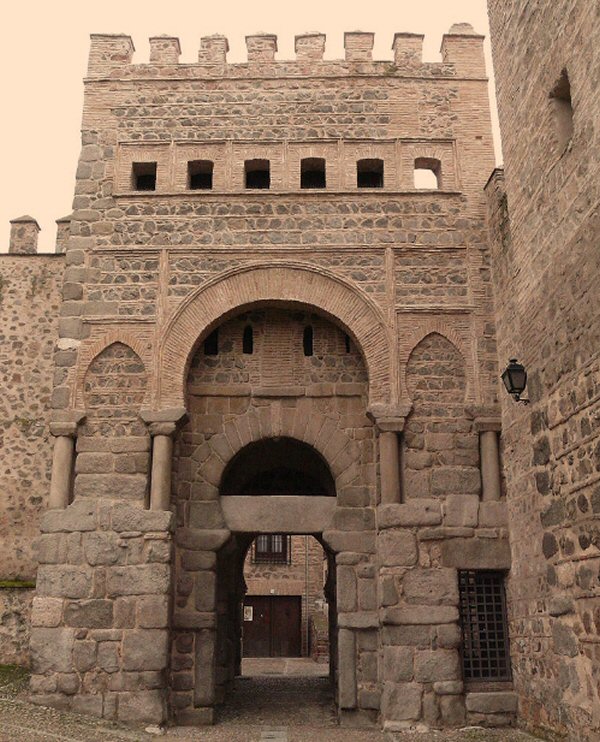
<box><xmin>140</xmin><ymin>407</ymin><xmax>187</xmax><ymax>435</ymax></box>
<box><xmin>465</xmin><ymin>404</ymin><xmax>502</xmax><ymax>432</ymax></box>
<box><xmin>149</xmin><ymin>421</ymin><xmax>178</xmax><ymax>437</ymax></box>
<box><xmin>49</xmin><ymin>410</ymin><xmax>86</xmax><ymax>437</ymax></box>
<box><xmin>474</xmin><ymin>417</ymin><xmax>502</xmax><ymax>433</ymax></box>
<box><xmin>367</xmin><ymin>402</ymin><xmax>412</xmax><ymax>432</ymax></box>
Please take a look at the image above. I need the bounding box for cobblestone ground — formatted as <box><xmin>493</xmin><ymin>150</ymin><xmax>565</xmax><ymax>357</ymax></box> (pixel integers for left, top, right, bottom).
<box><xmin>0</xmin><ymin>662</ymin><xmax>542</xmax><ymax>742</ymax></box>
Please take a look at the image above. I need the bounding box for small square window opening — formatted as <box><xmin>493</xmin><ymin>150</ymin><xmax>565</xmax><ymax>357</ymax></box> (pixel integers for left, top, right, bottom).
<box><xmin>245</xmin><ymin>159</ymin><xmax>271</xmax><ymax>189</ymax></box>
<box><xmin>301</xmin><ymin>158</ymin><xmax>326</xmax><ymax>189</ymax></box>
<box><xmin>132</xmin><ymin>162</ymin><xmax>157</xmax><ymax>191</ymax></box>
<box><xmin>357</xmin><ymin>159</ymin><xmax>384</xmax><ymax>188</ymax></box>
<box><xmin>189</xmin><ymin>160</ymin><xmax>214</xmax><ymax>190</ymax></box>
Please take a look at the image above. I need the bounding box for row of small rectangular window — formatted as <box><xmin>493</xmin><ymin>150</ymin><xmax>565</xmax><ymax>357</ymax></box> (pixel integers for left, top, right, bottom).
<box><xmin>203</xmin><ymin>325</ymin><xmax>351</xmax><ymax>357</ymax></box>
<box><xmin>132</xmin><ymin>157</ymin><xmax>441</xmax><ymax>191</ymax></box>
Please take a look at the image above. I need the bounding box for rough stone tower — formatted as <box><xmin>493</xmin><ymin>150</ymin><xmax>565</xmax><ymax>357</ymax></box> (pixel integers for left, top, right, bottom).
<box><xmin>486</xmin><ymin>1</ymin><xmax>600</xmax><ymax>740</ymax></box>
<box><xmin>24</xmin><ymin>24</ymin><xmax>512</xmax><ymax>729</ymax></box>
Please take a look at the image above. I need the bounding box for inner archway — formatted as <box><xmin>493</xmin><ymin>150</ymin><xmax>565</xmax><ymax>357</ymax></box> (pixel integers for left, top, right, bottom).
<box><xmin>221</xmin><ymin>438</ymin><xmax>336</xmax><ymax>496</ymax></box>
<box><xmin>170</xmin><ymin>304</ymin><xmax>376</xmax><ymax>727</ymax></box>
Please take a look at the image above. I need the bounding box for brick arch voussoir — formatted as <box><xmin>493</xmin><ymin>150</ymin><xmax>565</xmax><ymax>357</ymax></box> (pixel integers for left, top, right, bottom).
<box><xmin>158</xmin><ymin>263</ymin><xmax>391</xmax><ymax>409</ymax></box>
<box><xmin>400</xmin><ymin>324</ymin><xmax>474</xmax><ymax>403</ymax></box>
<box><xmin>205</xmin><ymin>405</ymin><xmax>358</xmax><ymax>495</ymax></box>
<box><xmin>74</xmin><ymin>331</ymin><xmax>152</xmax><ymax>410</ymax></box>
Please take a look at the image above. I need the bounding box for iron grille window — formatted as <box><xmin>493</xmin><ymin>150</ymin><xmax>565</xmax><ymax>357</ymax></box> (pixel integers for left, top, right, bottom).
<box><xmin>253</xmin><ymin>534</ymin><xmax>291</xmax><ymax>564</ymax></box>
<box><xmin>459</xmin><ymin>570</ymin><xmax>511</xmax><ymax>682</ymax></box>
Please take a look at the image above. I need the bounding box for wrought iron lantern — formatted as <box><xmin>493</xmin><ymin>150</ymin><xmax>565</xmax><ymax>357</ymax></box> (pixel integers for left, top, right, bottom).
<box><xmin>501</xmin><ymin>358</ymin><xmax>529</xmax><ymax>404</ymax></box>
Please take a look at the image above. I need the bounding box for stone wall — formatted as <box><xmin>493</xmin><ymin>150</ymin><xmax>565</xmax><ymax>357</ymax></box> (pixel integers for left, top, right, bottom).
<box><xmin>0</xmin><ymin>255</ymin><xmax>63</xmax><ymax>583</ymax></box>
<box><xmin>487</xmin><ymin>1</ymin><xmax>600</xmax><ymax>739</ymax></box>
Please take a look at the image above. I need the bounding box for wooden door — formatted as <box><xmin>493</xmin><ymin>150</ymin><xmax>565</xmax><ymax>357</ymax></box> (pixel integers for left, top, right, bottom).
<box><xmin>243</xmin><ymin>596</ymin><xmax>301</xmax><ymax>657</ymax></box>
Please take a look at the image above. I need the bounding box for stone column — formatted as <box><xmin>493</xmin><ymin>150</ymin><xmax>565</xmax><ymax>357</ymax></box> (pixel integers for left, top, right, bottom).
<box><xmin>369</xmin><ymin>404</ymin><xmax>412</xmax><ymax>506</ymax></box>
<box><xmin>141</xmin><ymin>407</ymin><xmax>187</xmax><ymax>512</ymax></box>
<box><xmin>475</xmin><ymin>417</ymin><xmax>502</xmax><ymax>501</ymax></box>
<box><xmin>379</xmin><ymin>431</ymin><xmax>401</xmax><ymax>505</ymax></box>
<box><xmin>48</xmin><ymin>415</ymin><xmax>85</xmax><ymax>509</ymax></box>
<box><xmin>149</xmin><ymin>423</ymin><xmax>175</xmax><ymax>511</ymax></box>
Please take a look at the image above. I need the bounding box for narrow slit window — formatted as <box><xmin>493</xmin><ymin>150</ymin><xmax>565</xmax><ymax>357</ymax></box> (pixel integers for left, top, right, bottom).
<box><xmin>414</xmin><ymin>157</ymin><xmax>441</xmax><ymax>189</ymax></box>
<box><xmin>357</xmin><ymin>159</ymin><xmax>384</xmax><ymax>188</ymax></box>
<box><xmin>132</xmin><ymin>162</ymin><xmax>157</xmax><ymax>191</ymax></box>
<box><xmin>245</xmin><ymin>159</ymin><xmax>271</xmax><ymax>189</ymax></box>
<box><xmin>549</xmin><ymin>69</ymin><xmax>574</xmax><ymax>152</ymax></box>
<box><xmin>344</xmin><ymin>334</ymin><xmax>351</xmax><ymax>353</ymax></box>
<box><xmin>303</xmin><ymin>325</ymin><xmax>314</xmax><ymax>357</ymax></box>
<box><xmin>188</xmin><ymin>160</ymin><xmax>213</xmax><ymax>190</ymax></box>
<box><xmin>243</xmin><ymin>325</ymin><xmax>254</xmax><ymax>355</ymax></box>
<box><xmin>301</xmin><ymin>158</ymin><xmax>326</xmax><ymax>189</ymax></box>
<box><xmin>203</xmin><ymin>329</ymin><xmax>219</xmax><ymax>356</ymax></box>
<box><xmin>459</xmin><ymin>570</ymin><xmax>512</xmax><ymax>682</ymax></box>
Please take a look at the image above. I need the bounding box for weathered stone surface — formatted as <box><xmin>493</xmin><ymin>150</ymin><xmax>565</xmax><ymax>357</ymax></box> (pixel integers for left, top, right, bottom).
<box><xmin>440</xmin><ymin>537</ymin><xmax>511</xmax><ymax>569</ymax></box>
<box><xmin>403</xmin><ymin>568</ymin><xmax>459</xmax><ymax>606</ymax></box>
<box><xmin>382</xmin><ymin>606</ymin><xmax>459</xmax><ymax>625</ymax></box>
<box><xmin>176</xmin><ymin>528</ymin><xmax>230</xmax><ymax>551</ymax></box>
<box><xmin>36</xmin><ymin>565</ymin><xmax>92</xmax><ymax>598</ymax></box>
<box><xmin>378</xmin><ymin>501</ymin><xmax>441</xmax><ymax>528</ymax></box>
<box><xmin>434</xmin><ymin>680</ymin><xmax>463</xmax><ymax>695</ymax></box>
<box><xmin>552</xmin><ymin>621</ymin><xmax>578</xmax><ymax>657</ymax></box>
<box><xmin>194</xmin><ymin>571</ymin><xmax>216</xmax><ymax>612</ymax></box>
<box><xmin>64</xmin><ymin>599</ymin><xmax>113</xmax><ymax>628</ymax></box>
<box><xmin>40</xmin><ymin>500</ymin><xmax>97</xmax><ymax>534</ymax></box>
<box><xmin>111</xmin><ymin>504</ymin><xmax>173</xmax><ymax>533</ymax></box>
<box><xmin>122</xmin><ymin>630</ymin><xmax>169</xmax><ymax>671</ymax></box>
<box><xmin>30</xmin><ymin>627</ymin><xmax>75</xmax><ymax>673</ymax></box>
<box><xmin>83</xmin><ymin>532</ymin><xmax>121</xmax><ymax>565</ymax></box>
<box><xmin>322</xmin><ymin>530</ymin><xmax>376</xmax><ymax>554</ymax></box>
<box><xmin>465</xmin><ymin>691</ymin><xmax>518</xmax><ymax>714</ymax></box>
<box><xmin>381</xmin><ymin>682</ymin><xmax>422</xmax><ymax>721</ymax></box>
<box><xmin>478</xmin><ymin>500</ymin><xmax>508</xmax><ymax>527</ymax></box>
<box><xmin>442</xmin><ymin>495</ymin><xmax>479</xmax><ymax>527</ymax></box>
<box><xmin>383</xmin><ymin>646</ymin><xmax>413</xmax><ymax>681</ymax></box>
<box><xmin>138</xmin><ymin>595</ymin><xmax>169</xmax><ymax>628</ymax></box>
<box><xmin>337</xmin><ymin>565</ymin><xmax>357</xmax><ymax>613</ymax></box>
<box><xmin>431</xmin><ymin>468</ymin><xmax>481</xmax><ymax>496</ymax></box>
<box><xmin>337</xmin><ymin>611</ymin><xmax>378</xmax><ymax>629</ymax></box>
<box><xmin>440</xmin><ymin>694</ymin><xmax>466</xmax><ymax>726</ymax></box>
<box><xmin>107</xmin><ymin>565</ymin><xmax>170</xmax><ymax>596</ymax></box>
<box><xmin>117</xmin><ymin>690</ymin><xmax>166</xmax><ymax>724</ymax></box>
<box><xmin>31</xmin><ymin>597</ymin><xmax>63</xmax><ymax>628</ymax></box>
<box><xmin>414</xmin><ymin>649</ymin><xmax>460</xmax><ymax>682</ymax></box>
<box><xmin>378</xmin><ymin>531</ymin><xmax>417</xmax><ymax>567</ymax></box>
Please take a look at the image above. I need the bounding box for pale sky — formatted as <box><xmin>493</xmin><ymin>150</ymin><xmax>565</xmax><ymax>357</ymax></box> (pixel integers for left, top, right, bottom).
<box><xmin>0</xmin><ymin>0</ymin><xmax>500</xmax><ymax>253</ymax></box>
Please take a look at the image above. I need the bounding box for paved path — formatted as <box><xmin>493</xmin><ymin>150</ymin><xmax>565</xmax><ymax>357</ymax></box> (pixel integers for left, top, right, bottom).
<box><xmin>0</xmin><ymin>660</ymin><xmax>541</xmax><ymax>742</ymax></box>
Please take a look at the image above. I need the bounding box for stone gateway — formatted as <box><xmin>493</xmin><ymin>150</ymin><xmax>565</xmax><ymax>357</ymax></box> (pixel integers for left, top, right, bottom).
<box><xmin>0</xmin><ymin>9</ymin><xmax>597</xmax><ymax>741</ymax></box>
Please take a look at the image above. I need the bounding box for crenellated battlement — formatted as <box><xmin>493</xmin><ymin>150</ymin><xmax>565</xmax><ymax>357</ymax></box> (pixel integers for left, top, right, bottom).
<box><xmin>86</xmin><ymin>24</ymin><xmax>486</xmax><ymax>79</ymax></box>
<box><xmin>5</xmin><ymin>214</ymin><xmax>71</xmax><ymax>255</ymax></box>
